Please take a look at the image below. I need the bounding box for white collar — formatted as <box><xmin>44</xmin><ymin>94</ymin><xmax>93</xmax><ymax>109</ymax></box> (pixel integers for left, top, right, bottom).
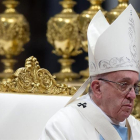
<box><xmin>83</xmin><ymin>93</ymin><xmax>126</xmax><ymax>127</ymax></box>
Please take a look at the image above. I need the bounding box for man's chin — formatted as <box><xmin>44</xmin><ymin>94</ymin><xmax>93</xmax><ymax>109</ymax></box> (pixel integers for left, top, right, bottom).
<box><xmin>117</xmin><ymin>112</ymin><xmax>131</xmax><ymax>122</ymax></box>
<box><xmin>118</xmin><ymin>107</ymin><xmax>133</xmax><ymax>121</ymax></box>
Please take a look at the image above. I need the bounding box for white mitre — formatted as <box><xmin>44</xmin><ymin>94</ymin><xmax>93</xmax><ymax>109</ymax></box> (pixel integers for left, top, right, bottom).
<box><xmin>66</xmin><ymin>4</ymin><xmax>140</xmax><ymax>106</ymax></box>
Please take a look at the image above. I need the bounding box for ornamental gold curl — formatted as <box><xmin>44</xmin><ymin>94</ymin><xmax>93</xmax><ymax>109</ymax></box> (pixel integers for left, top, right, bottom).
<box><xmin>0</xmin><ymin>56</ymin><xmax>76</xmax><ymax>95</ymax></box>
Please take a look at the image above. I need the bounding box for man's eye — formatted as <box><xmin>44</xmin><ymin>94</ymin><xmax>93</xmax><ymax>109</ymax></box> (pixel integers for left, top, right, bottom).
<box><xmin>121</xmin><ymin>82</ymin><xmax>128</xmax><ymax>86</ymax></box>
<box><xmin>120</xmin><ymin>83</ymin><xmax>128</xmax><ymax>90</ymax></box>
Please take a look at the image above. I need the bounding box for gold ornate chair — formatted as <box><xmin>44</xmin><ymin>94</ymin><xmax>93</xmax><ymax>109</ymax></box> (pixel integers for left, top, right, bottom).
<box><xmin>0</xmin><ymin>56</ymin><xmax>76</xmax><ymax>140</ymax></box>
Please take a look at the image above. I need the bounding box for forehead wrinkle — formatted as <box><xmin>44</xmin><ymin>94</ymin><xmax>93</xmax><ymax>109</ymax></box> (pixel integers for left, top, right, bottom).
<box><xmin>106</xmin><ymin>71</ymin><xmax>139</xmax><ymax>83</ymax></box>
<box><xmin>118</xmin><ymin>77</ymin><xmax>138</xmax><ymax>82</ymax></box>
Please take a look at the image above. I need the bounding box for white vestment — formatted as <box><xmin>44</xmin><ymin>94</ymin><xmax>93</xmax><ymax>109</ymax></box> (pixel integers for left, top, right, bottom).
<box><xmin>39</xmin><ymin>94</ymin><xmax>140</xmax><ymax>140</ymax></box>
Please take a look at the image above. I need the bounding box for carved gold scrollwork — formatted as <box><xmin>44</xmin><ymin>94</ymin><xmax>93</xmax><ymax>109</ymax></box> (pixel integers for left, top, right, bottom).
<box><xmin>0</xmin><ymin>2</ymin><xmax>30</xmax><ymax>58</ymax></box>
<box><xmin>0</xmin><ymin>56</ymin><xmax>76</xmax><ymax>95</ymax></box>
<box><xmin>47</xmin><ymin>17</ymin><xmax>82</xmax><ymax>58</ymax></box>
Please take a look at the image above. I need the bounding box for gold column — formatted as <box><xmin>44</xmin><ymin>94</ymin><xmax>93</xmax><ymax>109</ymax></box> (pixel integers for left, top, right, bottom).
<box><xmin>78</xmin><ymin>0</ymin><xmax>106</xmax><ymax>81</ymax></box>
<box><xmin>47</xmin><ymin>0</ymin><xmax>82</xmax><ymax>81</ymax></box>
<box><xmin>0</xmin><ymin>0</ymin><xmax>30</xmax><ymax>80</ymax></box>
<box><xmin>47</xmin><ymin>0</ymin><xmax>82</xmax><ymax>82</ymax></box>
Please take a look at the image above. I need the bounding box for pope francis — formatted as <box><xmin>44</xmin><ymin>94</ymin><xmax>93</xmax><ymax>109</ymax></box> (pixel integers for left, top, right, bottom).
<box><xmin>39</xmin><ymin>4</ymin><xmax>140</xmax><ymax>140</ymax></box>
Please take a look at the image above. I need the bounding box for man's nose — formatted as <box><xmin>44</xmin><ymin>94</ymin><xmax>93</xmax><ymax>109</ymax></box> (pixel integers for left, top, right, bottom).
<box><xmin>127</xmin><ymin>87</ymin><xmax>136</xmax><ymax>99</ymax></box>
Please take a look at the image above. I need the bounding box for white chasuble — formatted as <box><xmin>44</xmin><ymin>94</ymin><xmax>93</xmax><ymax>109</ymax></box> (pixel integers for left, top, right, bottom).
<box><xmin>39</xmin><ymin>94</ymin><xmax>140</xmax><ymax>140</ymax></box>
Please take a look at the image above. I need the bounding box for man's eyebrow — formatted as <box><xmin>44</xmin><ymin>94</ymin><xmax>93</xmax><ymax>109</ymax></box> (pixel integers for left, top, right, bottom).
<box><xmin>118</xmin><ymin>77</ymin><xmax>131</xmax><ymax>81</ymax></box>
<box><xmin>119</xmin><ymin>77</ymin><xmax>139</xmax><ymax>83</ymax></box>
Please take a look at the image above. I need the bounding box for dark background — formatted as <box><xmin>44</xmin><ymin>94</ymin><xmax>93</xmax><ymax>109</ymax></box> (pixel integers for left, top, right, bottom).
<box><xmin>0</xmin><ymin>0</ymin><xmax>140</xmax><ymax>75</ymax></box>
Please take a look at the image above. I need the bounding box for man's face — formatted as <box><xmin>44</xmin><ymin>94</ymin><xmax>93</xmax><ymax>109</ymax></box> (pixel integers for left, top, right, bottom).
<box><xmin>94</xmin><ymin>71</ymin><xmax>139</xmax><ymax>123</ymax></box>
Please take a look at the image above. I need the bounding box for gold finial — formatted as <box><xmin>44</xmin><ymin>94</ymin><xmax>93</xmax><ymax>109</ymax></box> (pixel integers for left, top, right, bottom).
<box><xmin>47</xmin><ymin>0</ymin><xmax>82</xmax><ymax>82</ymax></box>
<box><xmin>88</xmin><ymin>0</ymin><xmax>105</xmax><ymax>10</ymax></box>
<box><xmin>0</xmin><ymin>0</ymin><xmax>30</xmax><ymax>80</ymax></box>
<box><xmin>2</xmin><ymin>0</ymin><xmax>19</xmax><ymax>13</ymax></box>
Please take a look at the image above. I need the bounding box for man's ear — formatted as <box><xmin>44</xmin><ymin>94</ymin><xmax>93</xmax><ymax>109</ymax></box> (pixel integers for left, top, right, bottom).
<box><xmin>91</xmin><ymin>80</ymin><xmax>102</xmax><ymax>98</ymax></box>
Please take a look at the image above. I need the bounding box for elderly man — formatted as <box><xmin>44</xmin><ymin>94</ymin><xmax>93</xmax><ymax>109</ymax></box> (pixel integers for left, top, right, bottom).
<box><xmin>40</xmin><ymin>4</ymin><xmax>140</xmax><ymax>140</ymax></box>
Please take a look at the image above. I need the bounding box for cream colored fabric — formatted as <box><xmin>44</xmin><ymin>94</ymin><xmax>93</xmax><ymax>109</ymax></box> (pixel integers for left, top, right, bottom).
<box><xmin>72</xmin><ymin>100</ymin><xmax>121</xmax><ymax>140</ymax></box>
<box><xmin>40</xmin><ymin>94</ymin><xmax>140</xmax><ymax>140</ymax></box>
<box><xmin>0</xmin><ymin>93</ymin><xmax>71</xmax><ymax>140</ymax></box>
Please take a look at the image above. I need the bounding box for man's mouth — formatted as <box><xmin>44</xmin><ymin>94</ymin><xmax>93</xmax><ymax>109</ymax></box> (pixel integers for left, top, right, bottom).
<box><xmin>122</xmin><ymin>104</ymin><xmax>133</xmax><ymax>109</ymax></box>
